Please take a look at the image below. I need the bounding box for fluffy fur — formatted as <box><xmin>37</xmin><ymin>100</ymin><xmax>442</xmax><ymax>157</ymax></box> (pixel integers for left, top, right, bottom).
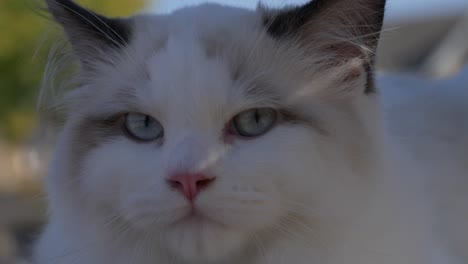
<box><xmin>33</xmin><ymin>1</ymin><xmax>468</xmax><ymax>264</ymax></box>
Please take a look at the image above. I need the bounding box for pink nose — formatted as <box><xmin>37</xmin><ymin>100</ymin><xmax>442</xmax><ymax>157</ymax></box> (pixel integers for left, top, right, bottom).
<box><xmin>167</xmin><ymin>173</ymin><xmax>215</xmax><ymax>201</ymax></box>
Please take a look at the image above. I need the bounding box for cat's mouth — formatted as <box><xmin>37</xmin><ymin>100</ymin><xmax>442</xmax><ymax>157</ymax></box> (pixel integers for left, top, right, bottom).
<box><xmin>174</xmin><ymin>206</ymin><xmax>226</xmax><ymax>228</ymax></box>
<box><xmin>164</xmin><ymin>205</ymin><xmax>246</xmax><ymax>262</ymax></box>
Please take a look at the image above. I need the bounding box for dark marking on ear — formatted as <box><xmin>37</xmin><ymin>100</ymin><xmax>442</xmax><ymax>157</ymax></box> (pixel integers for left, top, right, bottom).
<box><xmin>47</xmin><ymin>0</ymin><xmax>130</xmax><ymax>47</ymax></box>
<box><xmin>45</xmin><ymin>0</ymin><xmax>132</xmax><ymax>66</ymax></box>
<box><xmin>263</xmin><ymin>0</ymin><xmax>386</xmax><ymax>44</ymax></box>
<box><xmin>263</xmin><ymin>1</ymin><xmax>325</xmax><ymax>38</ymax></box>
<box><xmin>262</xmin><ymin>0</ymin><xmax>387</xmax><ymax>94</ymax></box>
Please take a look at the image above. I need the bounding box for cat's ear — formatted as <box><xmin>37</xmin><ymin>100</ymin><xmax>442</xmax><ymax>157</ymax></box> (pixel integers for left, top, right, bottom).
<box><xmin>45</xmin><ymin>0</ymin><xmax>132</xmax><ymax>67</ymax></box>
<box><xmin>260</xmin><ymin>0</ymin><xmax>386</xmax><ymax>93</ymax></box>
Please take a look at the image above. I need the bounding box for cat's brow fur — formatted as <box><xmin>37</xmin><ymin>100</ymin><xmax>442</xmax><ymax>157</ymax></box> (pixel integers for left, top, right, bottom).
<box><xmin>34</xmin><ymin>0</ymin><xmax>468</xmax><ymax>264</ymax></box>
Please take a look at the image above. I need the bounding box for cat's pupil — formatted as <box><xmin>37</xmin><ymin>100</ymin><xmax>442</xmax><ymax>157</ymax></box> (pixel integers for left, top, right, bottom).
<box><xmin>254</xmin><ymin>110</ymin><xmax>260</xmax><ymax>124</ymax></box>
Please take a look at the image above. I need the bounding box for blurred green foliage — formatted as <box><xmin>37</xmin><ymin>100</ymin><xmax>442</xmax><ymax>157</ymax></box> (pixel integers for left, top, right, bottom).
<box><xmin>0</xmin><ymin>0</ymin><xmax>148</xmax><ymax>143</ymax></box>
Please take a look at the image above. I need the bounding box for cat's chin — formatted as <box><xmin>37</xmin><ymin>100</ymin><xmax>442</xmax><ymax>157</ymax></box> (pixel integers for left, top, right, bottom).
<box><xmin>164</xmin><ymin>214</ymin><xmax>248</xmax><ymax>262</ymax></box>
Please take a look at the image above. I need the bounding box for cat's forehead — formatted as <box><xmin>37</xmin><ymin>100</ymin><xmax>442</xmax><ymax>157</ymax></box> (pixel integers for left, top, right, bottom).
<box><xmin>122</xmin><ymin>5</ymin><xmax>280</xmax><ymax>111</ymax></box>
<box><xmin>141</xmin><ymin>35</ymin><xmax>239</xmax><ymax>121</ymax></box>
<box><xmin>132</xmin><ymin>4</ymin><xmax>260</xmax><ymax>55</ymax></box>
<box><xmin>164</xmin><ymin>3</ymin><xmax>258</xmax><ymax>35</ymax></box>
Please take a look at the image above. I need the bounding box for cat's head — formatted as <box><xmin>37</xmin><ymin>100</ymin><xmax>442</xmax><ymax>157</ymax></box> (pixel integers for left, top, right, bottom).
<box><xmin>44</xmin><ymin>0</ymin><xmax>386</xmax><ymax>262</ymax></box>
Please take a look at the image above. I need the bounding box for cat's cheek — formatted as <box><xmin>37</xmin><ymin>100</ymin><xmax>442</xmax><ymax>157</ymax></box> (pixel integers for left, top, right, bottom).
<box><xmin>118</xmin><ymin>191</ymin><xmax>189</xmax><ymax>230</ymax></box>
<box><xmin>195</xmin><ymin>180</ymin><xmax>284</xmax><ymax>231</ymax></box>
<box><xmin>79</xmin><ymin>150</ymin><xmax>122</xmax><ymax>208</ymax></box>
<box><xmin>78</xmin><ymin>139</ymin><xmax>166</xmax><ymax>209</ymax></box>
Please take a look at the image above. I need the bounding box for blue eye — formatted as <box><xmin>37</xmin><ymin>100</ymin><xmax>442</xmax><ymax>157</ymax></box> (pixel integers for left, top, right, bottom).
<box><xmin>124</xmin><ymin>113</ymin><xmax>164</xmax><ymax>141</ymax></box>
<box><xmin>232</xmin><ymin>108</ymin><xmax>277</xmax><ymax>137</ymax></box>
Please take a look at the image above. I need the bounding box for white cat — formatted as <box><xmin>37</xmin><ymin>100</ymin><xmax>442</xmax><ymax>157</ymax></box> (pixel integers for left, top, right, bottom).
<box><xmin>33</xmin><ymin>0</ymin><xmax>468</xmax><ymax>263</ymax></box>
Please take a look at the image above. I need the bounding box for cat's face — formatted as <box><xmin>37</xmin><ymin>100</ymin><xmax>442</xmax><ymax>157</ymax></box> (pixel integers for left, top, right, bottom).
<box><xmin>45</xmin><ymin>0</ymin><xmax>386</xmax><ymax>262</ymax></box>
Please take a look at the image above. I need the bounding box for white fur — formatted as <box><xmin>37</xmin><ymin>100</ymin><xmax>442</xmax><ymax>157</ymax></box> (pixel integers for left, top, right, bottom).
<box><xmin>34</xmin><ymin>3</ymin><xmax>468</xmax><ymax>264</ymax></box>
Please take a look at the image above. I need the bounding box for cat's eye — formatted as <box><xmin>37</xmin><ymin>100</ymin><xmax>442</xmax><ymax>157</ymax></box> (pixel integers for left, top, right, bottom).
<box><xmin>231</xmin><ymin>108</ymin><xmax>278</xmax><ymax>137</ymax></box>
<box><xmin>123</xmin><ymin>113</ymin><xmax>164</xmax><ymax>141</ymax></box>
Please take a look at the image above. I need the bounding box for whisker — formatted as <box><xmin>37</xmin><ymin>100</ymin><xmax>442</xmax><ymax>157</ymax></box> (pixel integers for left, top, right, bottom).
<box><xmin>254</xmin><ymin>234</ymin><xmax>269</xmax><ymax>264</ymax></box>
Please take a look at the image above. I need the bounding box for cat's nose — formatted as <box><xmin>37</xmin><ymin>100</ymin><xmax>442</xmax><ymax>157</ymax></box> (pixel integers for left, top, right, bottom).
<box><xmin>167</xmin><ymin>173</ymin><xmax>215</xmax><ymax>201</ymax></box>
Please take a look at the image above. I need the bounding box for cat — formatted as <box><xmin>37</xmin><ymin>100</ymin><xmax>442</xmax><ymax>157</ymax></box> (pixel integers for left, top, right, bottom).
<box><xmin>32</xmin><ymin>0</ymin><xmax>468</xmax><ymax>263</ymax></box>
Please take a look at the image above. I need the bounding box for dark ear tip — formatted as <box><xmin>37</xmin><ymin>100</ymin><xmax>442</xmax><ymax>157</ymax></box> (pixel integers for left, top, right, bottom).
<box><xmin>45</xmin><ymin>0</ymin><xmax>69</xmax><ymax>12</ymax></box>
<box><xmin>45</xmin><ymin>0</ymin><xmax>76</xmax><ymax>22</ymax></box>
<box><xmin>263</xmin><ymin>0</ymin><xmax>387</xmax><ymax>41</ymax></box>
<box><xmin>45</xmin><ymin>0</ymin><xmax>89</xmax><ymax>19</ymax></box>
<box><xmin>43</xmin><ymin>0</ymin><xmax>133</xmax><ymax>66</ymax></box>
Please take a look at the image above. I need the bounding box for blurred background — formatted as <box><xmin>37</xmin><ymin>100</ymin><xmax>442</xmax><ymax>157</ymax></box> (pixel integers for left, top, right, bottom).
<box><xmin>0</xmin><ymin>0</ymin><xmax>467</xmax><ymax>263</ymax></box>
